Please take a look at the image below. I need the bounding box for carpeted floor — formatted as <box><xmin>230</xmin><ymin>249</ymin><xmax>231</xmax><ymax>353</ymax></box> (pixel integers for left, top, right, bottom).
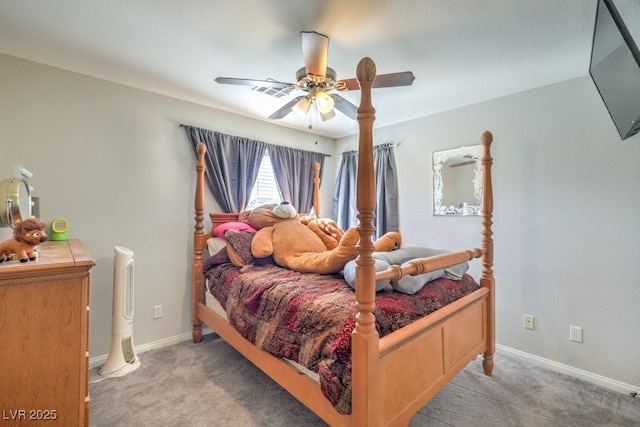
<box><xmin>89</xmin><ymin>334</ymin><xmax>639</xmax><ymax>426</ymax></box>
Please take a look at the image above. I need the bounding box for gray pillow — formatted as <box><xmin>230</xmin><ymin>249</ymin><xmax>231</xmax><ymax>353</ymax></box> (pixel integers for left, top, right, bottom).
<box><xmin>342</xmin><ymin>259</ymin><xmax>391</xmax><ymax>292</ymax></box>
<box><xmin>342</xmin><ymin>247</ymin><xmax>469</xmax><ymax>295</ymax></box>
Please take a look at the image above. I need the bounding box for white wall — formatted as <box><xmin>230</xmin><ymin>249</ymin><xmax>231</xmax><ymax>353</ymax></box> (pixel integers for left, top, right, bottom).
<box><xmin>0</xmin><ymin>53</ymin><xmax>335</xmax><ymax>359</ymax></box>
<box><xmin>336</xmin><ymin>76</ymin><xmax>640</xmax><ymax>392</ymax></box>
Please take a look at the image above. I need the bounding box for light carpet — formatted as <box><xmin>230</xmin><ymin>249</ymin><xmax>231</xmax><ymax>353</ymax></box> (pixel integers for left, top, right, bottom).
<box><xmin>89</xmin><ymin>334</ymin><xmax>639</xmax><ymax>426</ymax></box>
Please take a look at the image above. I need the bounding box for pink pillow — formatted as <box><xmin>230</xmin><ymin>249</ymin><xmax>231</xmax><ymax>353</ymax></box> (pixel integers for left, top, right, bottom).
<box><xmin>213</xmin><ymin>222</ymin><xmax>257</xmax><ymax>239</ymax></box>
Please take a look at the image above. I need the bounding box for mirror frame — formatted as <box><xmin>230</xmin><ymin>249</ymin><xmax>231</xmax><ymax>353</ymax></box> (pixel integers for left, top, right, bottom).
<box><xmin>433</xmin><ymin>145</ymin><xmax>483</xmax><ymax>216</ymax></box>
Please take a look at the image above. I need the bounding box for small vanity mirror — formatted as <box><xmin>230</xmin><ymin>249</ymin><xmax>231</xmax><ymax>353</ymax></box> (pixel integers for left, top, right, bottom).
<box><xmin>433</xmin><ymin>145</ymin><xmax>483</xmax><ymax>216</ymax></box>
<box><xmin>0</xmin><ymin>178</ymin><xmax>32</xmax><ymax>227</ymax></box>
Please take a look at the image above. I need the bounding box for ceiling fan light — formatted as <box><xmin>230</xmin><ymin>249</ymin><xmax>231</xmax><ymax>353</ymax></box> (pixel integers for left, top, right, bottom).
<box><xmin>292</xmin><ymin>97</ymin><xmax>312</xmax><ymax>117</ymax></box>
<box><xmin>320</xmin><ymin>109</ymin><xmax>336</xmax><ymax>121</ymax></box>
<box><xmin>315</xmin><ymin>91</ymin><xmax>334</xmax><ymax>114</ymax></box>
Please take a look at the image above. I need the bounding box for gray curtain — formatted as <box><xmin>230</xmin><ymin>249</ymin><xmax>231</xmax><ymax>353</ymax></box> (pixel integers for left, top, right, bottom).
<box><xmin>267</xmin><ymin>144</ymin><xmax>325</xmax><ymax>214</ymax></box>
<box><xmin>331</xmin><ymin>145</ymin><xmax>399</xmax><ymax>239</ymax></box>
<box><xmin>373</xmin><ymin>143</ymin><xmax>399</xmax><ymax>237</ymax></box>
<box><xmin>331</xmin><ymin>150</ymin><xmax>358</xmax><ymax>231</ymax></box>
<box><xmin>184</xmin><ymin>126</ymin><xmax>266</xmax><ymax>212</ymax></box>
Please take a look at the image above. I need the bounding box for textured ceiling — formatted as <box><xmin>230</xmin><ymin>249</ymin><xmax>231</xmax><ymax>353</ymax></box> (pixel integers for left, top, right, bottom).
<box><xmin>0</xmin><ymin>0</ymin><xmax>600</xmax><ymax>138</ymax></box>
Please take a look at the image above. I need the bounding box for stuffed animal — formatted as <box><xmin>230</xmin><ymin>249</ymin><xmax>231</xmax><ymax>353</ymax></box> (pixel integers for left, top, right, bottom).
<box><xmin>0</xmin><ymin>218</ymin><xmax>48</xmax><ymax>263</ymax></box>
<box><xmin>244</xmin><ymin>202</ymin><xmax>301</xmax><ymax>230</ymax></box>
<box><xmin>248</xmin><ymin>203</ymin><xmax>401</xmax><ymax>274</ymax></box>
<box><xmin>300</xmin><ymin>215</ymin><xmax>344</xmax><ymax>250</ymax></box>
<box><xmin>272</xmin><ymin>201</ymin><xmax>297</xmax><ymax>219</ymax></box>
<box><xmin>243</xmin><ymin>203</ymin><xmax>343</xmax><ymax>248</ymax></box>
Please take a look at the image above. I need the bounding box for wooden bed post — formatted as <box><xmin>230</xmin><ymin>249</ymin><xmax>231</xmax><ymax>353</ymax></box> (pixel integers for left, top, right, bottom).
<box><xmin>352</xmin><ymin>57</ymin><xmax>379</xmax><ymax>426</ymax></box>
<box><xmin>192</xmin><ymin>142</ymin><xmax>208</xmax><ymax>343</ymax></box>
<box><xmin>480</xmin><ymin>131</ymin><xmax>495</xmax><ymax>375</ymax></box>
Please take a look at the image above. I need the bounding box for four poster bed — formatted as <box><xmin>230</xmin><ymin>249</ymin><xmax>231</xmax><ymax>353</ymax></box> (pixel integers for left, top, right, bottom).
<box><xmin>191</xmin><ymin>57</ymin><xmax>495</xmax><ymax>426</ymax></box>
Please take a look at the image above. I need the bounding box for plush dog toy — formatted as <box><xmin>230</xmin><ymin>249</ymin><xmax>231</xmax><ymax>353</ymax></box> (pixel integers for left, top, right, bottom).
<box><xmin>0</xmin><ymin>218</ymin><xmax>48</xmax><ymax>263</ymax></box>
<box><xmin>247</xmin><ymin>203</ymin><xmax>401</xmax><ymax>274</ymax></box>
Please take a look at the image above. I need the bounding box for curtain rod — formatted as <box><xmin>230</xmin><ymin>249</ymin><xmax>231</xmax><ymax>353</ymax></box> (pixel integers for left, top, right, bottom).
<box><xmin>335</xmin><ymin>142</ymin><xmax>401</xmax><ymax>157</ymax></box>
<box><xmin>180</xmin><ymin>123</ymin><xmax>332</xmax><ymax>157</ymax></box>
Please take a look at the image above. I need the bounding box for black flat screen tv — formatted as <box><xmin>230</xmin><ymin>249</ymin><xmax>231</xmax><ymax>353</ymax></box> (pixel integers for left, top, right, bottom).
<box><xmin>590</xmin><ymin>0</ymin><xmax>640</xmax><ymax>140</ymax></box>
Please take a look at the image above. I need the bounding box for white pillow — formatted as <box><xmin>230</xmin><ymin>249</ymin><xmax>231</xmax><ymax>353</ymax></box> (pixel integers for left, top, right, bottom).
<box><xmin>207</xmin><ymin>237</ymin><xmax>227</xmax><ymax>255</ymax></box>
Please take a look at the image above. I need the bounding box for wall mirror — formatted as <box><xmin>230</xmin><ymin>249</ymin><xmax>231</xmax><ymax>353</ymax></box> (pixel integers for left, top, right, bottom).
<box><xmin>433</xmin><ymin>145</ymin><xmax>483</xmax><ymax>216</ymax></box>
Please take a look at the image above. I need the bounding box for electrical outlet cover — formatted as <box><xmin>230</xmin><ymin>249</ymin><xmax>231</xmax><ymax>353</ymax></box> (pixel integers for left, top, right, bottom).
<box><xmin>570</xmin><ymin>325</ymin><xmax>583</xmax><ymax>342</ymax></box>
<box><xmin>153</xmin><ymin>305</ymin><xmax>163</xmax><ymax>319</ymax></box>
<box><xmin>524</xmin><ymin>315</ymin><xmax>535</xmax><ymax>330</ymax></box>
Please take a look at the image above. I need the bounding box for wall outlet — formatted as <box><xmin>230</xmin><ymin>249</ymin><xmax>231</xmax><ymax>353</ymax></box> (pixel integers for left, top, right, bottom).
<box><xmin>153</xmin><ymin>304</ymin><xmax>163</xmax><ymax>319</ymax></box>
<box><xmin>570</xmin><ymin>325</ymin><xmax>583</xmax><ymax>342</ymax></box>
<box><xmin>524</xmin><ymin>314</ymin><xmax>535</xmax><ymax>330</ymax></box>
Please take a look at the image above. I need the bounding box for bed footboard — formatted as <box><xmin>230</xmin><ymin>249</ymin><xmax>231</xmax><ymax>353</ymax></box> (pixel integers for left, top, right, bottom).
<box><xmin>377</xmin><ymin>290</ymin><xmax>489</xmax><ymax>425</ymax></box>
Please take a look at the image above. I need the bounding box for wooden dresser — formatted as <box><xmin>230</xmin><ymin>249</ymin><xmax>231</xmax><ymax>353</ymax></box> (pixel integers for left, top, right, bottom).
<box><xmin>0</xmin><ymin>239</ymin><xmax>94</xmax><ymax>426</ymax></box>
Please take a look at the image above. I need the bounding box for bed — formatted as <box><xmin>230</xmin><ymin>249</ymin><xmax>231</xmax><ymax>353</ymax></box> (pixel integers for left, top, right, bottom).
<box><xmin>191</xmin><ymin>57</ymin><xmax>495</xmax><ymax>426</ymax></box>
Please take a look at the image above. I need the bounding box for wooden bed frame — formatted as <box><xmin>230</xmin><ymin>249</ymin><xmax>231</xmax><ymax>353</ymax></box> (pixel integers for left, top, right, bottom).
<box><xmin>191</xmin><ymin>57</ymin><xmax>494</xmax><ymax>426</ymax></box>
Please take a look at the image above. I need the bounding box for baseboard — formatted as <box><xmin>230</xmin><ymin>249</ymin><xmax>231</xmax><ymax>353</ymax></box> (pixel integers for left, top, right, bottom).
<box><xmin>497</xmin><ymin>344</ymin><xmax>639</xmax><ymax>396</ymax></box>
<box><xmin>89</xmin><ymin>326</ymin><xmax>214</xmax><ymax>369</ymax></box>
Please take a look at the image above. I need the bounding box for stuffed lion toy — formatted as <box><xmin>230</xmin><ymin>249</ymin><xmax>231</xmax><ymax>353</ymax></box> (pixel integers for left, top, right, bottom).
<box><xmin>245</xmin><ymin>203</ymin><xmax>401</xmax><ymax>274</ymax></box>
<box><xmin>0</xmin><ymin>218</ymin><xmax>48</xmax><ymax>263</ymax></box>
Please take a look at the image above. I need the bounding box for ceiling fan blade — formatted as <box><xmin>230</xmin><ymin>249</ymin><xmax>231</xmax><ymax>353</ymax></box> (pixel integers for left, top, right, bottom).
<box><xmin>268</xmin><ymin>96</ymin><xmax>305</xmax><ymax>120</ymax></box>
<box><xmin>337</xmin><ymin>71</ymin><xmax>416</xmax><ymax>91</ymax></box>
<box><xmin>332</xmin><ymin>95</ymin><xmax>358</xmax><ymax>120</ymax></box>
<box><xmin>300</xmin><ymin>31</ymin><xmax>329</xmax><ymax>77</ymax></box>
<box><xmin>215</xmin><ymin>77</ymin><xmax>292</xmax><ymax>89</ymax></box>
<box><xmin>373</xmin><ymin>71</ymin><xmax>416</xmax><ymax>88</ymax></box>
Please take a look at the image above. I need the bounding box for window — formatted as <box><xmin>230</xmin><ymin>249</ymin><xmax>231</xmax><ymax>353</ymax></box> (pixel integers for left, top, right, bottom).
<box><xmin>247</xmin><ymin>153</ymin><xmax>282</xmax><ymax>210</ymax></box>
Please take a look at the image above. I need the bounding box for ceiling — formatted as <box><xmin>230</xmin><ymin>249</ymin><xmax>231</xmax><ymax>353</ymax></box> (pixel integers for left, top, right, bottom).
<box><xmin>0</xmin><ymin>0</ymin><xmax>601</xmax><ymax>139</ymax></box>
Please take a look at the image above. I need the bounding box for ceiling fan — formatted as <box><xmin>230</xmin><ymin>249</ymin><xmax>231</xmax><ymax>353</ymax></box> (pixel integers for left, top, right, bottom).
<box><xmin>215</xmin><ymin>31</ymin><xmax>415</xmax><ymax>123</ymax></box>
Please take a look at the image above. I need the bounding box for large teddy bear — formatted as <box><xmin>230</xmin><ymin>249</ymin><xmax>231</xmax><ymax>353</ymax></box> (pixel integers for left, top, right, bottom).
<box><xmin>246</xmin><ymin>202</ymin><xmax>401</xmax><ymax>274</ymax></box>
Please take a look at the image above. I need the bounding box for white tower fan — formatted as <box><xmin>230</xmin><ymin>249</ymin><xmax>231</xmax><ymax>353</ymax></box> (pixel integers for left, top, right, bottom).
<box><xmin>100</xmin><ymin>246</ymin><xmax>141</xmax><ymax>377</ymax></box>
